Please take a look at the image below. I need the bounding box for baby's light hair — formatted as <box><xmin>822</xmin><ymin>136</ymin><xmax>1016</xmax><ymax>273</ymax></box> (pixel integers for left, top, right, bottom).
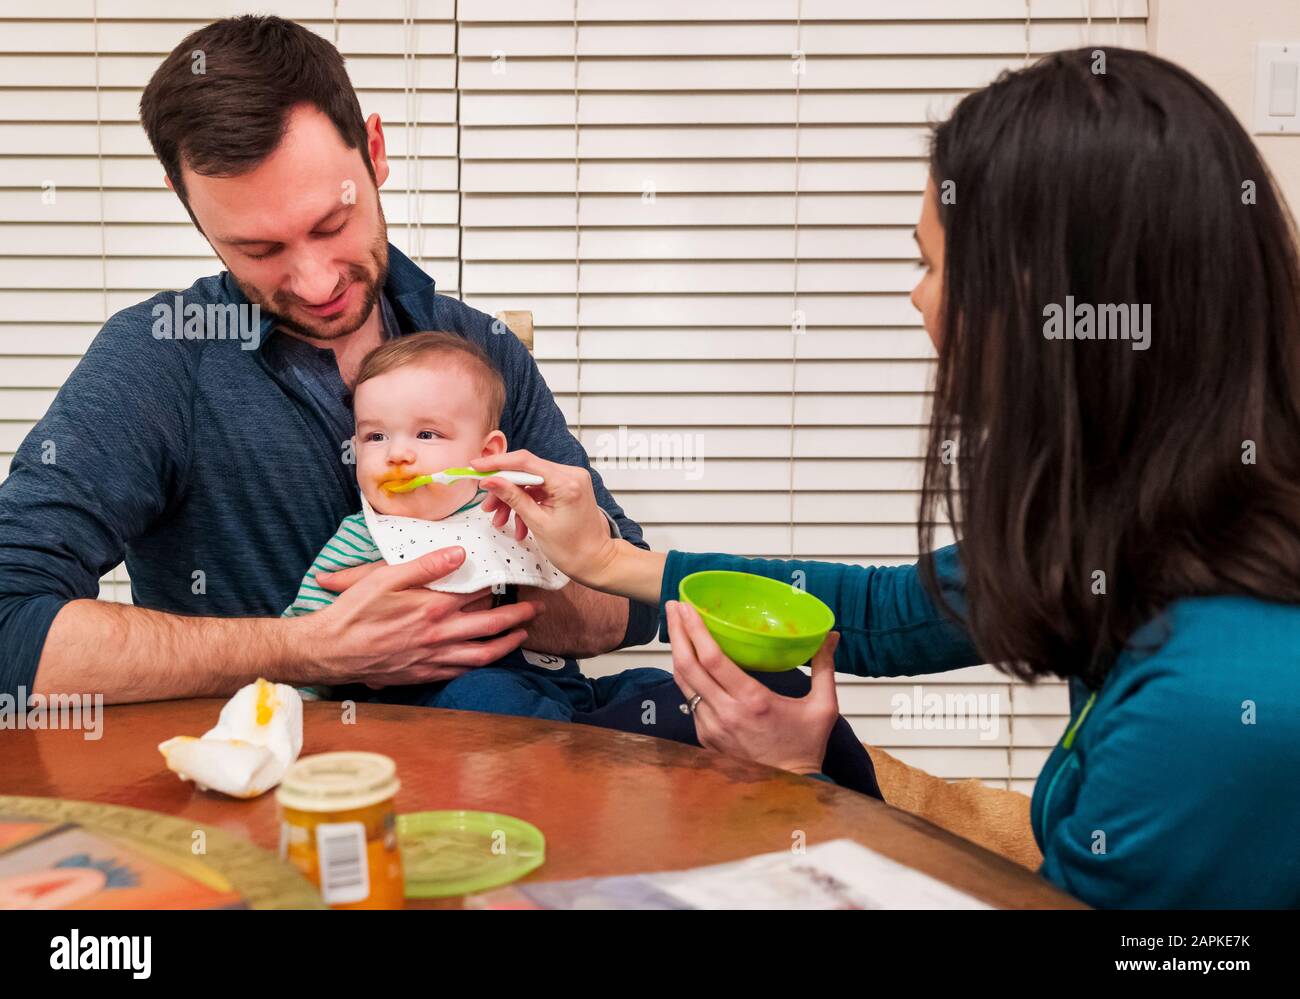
<box><xmin>354</xmin><ymin>331</ymin><xmax>506</xmax><ymax>431</ymax></box>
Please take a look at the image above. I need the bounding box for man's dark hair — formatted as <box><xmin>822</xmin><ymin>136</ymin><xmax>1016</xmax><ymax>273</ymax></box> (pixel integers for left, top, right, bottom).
<box><xmin>140</xmin><ymin>15</ymin><xmax>373</xmax><ymax>210</ymax></box>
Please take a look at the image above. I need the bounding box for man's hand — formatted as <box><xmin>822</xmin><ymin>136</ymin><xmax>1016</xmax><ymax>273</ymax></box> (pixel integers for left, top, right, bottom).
<box><xmin>304</xmin><ymin>545</ymin><xmax>541</xmax><ymax>686</ymax></box>
<box><xmin>32</xmin><ymin>545</ymin><xmax>539</xmax><ymax>704</ymax></box>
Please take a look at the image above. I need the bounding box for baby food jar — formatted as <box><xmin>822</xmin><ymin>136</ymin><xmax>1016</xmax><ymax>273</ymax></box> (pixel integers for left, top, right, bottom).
<box><xmin>277</xmin><ymin>751</ymin><xmax>404</xmax><ymax>909</ymax></box>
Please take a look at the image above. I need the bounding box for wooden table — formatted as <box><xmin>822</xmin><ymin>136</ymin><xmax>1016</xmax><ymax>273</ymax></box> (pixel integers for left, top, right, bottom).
<box><xmin>1</xmin><ymin>699</ymin><xmax>1082</xmax><ymax>908</ymax></box>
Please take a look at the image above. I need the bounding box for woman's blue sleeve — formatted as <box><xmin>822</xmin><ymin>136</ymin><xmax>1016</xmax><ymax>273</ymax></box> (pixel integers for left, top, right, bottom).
<box><xmin>656</xmin><ymin>545</ymin><xmax>981</xmax><ymax>678</ymax></box>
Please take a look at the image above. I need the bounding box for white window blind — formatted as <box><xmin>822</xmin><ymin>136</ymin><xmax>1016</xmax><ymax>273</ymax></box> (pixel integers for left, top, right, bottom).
<box><xmin>457</xmin><ymin>0</ymin><xmax>1147</xmax><ymax>794</ymax></box>
<box><xmin>0</xmin><ymin>0</ymin><xmax>461</xmax><ymax>476</ymax></box>
<box><xmin>0</xmin><ymin>0</ymin><xmax>1149</xmax><ymax>792</ymax></box>
<box><xmin>0</xmin><ymin>0</ymin><xmax>462</xmax><ymax>598</ymax></box>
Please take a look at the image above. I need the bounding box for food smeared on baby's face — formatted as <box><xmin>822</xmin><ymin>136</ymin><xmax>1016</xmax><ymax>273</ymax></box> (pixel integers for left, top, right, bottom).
<box><xmin>377</xmin><ymin>470</ymin><xmax>424</xmax><ymax>493</ymax></box>
<box><xmin>352</xmin><ymin>359</ymin><xmax>505</xmax><ymax>521</ymax></box>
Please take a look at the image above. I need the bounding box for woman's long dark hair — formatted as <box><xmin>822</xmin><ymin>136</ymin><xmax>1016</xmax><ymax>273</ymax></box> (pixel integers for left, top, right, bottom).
<box><xmin>920</xmin><ymin>48</ymin><xmax>1300</xmax><ymax>687</ymax></box>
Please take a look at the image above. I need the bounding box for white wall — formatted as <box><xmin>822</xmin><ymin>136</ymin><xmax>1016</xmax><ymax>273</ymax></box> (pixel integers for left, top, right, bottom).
<box><xmin>1151</xmin><ymin>0</ymin><xmax>1300</xmax><ymax>206</ymax></box>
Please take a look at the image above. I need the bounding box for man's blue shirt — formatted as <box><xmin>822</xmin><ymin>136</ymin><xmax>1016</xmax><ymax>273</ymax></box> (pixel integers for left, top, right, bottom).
<box><xmin>0</xmin><ymin>245</ymin><xmax>657</xmax><ymax>695</ymax></box>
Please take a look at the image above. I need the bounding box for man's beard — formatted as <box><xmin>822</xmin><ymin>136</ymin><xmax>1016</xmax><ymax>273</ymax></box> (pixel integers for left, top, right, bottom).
<box><xmin>235</xmin><ymin>217</ymin><xmax>389</xmax><ymax>343</ymax></box>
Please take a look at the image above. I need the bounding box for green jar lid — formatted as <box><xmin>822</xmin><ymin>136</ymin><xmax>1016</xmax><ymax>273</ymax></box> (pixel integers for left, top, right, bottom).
<box><xmin>398</xmin><ymin>810</ymin><xmax>545</xmax><ymax>899</ymax></box>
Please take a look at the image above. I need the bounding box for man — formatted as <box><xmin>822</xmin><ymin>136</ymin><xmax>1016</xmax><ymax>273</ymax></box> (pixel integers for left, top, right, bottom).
<box><xmin>0</xmin><ymin>15</ymin><xmax>656</xmax><ymax>703</ymax></box>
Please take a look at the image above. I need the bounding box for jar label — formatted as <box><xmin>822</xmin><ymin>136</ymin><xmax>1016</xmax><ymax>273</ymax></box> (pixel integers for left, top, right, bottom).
<box><xmin>315</xmin><ymin>821</ymin><xmax>370</xmax><ymax>906</ymax></box>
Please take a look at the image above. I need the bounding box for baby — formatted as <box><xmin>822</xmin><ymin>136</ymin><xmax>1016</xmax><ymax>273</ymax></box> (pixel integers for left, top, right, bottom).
<box><xmin>283</xmin><ymin>331</ymin><xmax>669</xmax><ymax>719</ymax></box>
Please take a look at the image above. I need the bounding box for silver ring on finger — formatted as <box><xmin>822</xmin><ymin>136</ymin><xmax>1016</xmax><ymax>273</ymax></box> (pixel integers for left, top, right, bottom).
<box><xmin>679</xmin><ymin>693</ymin><xmax>703</xmax><ymax>715</ymax></box>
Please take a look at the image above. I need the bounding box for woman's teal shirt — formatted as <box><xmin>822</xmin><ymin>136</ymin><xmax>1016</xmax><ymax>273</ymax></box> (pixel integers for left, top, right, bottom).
<box><xmin>657</xmin><ymin>546</ymin><xmax>1300</xmax><ymax>908</ymax></box>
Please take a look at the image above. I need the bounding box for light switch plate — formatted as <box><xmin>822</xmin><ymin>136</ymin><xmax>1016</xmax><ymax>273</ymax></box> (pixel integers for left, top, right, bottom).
<box><xmin>1255</xmin><ymin>42</ymin><xmax>1300</xmax><ymax>134</ymax></box>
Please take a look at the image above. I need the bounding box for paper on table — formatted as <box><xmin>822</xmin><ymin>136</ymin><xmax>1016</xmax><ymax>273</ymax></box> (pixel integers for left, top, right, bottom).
<box><xmin>469</xmin><ymin>839</ymin><xmax>995</xmax><ymax>910</ymax></box>
<box><xmin>158</xmin><ymin>679</ymin><xmax>303</xmax><ymax>799</ymax></box>
<box><xmin>657</xmin><ymin>839</ymin><xmax>994</xmax><ymax>909</ymax></box>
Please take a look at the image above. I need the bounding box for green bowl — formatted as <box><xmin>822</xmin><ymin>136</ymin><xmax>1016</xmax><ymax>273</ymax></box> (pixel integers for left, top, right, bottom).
<box><xmin>678</xmin><ymin>570</ymin><xmax>835</xmax><ymax>672</ymax></box>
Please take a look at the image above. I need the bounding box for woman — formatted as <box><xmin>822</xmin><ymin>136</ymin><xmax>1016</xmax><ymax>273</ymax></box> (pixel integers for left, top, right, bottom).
<box><xmin>475</xmin><ymin>48</ymin><xmax>1300</xmax><ymax>909</ymax></box>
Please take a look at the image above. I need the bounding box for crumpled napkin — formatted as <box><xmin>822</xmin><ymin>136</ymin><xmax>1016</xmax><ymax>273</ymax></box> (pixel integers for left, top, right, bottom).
<box><xmin>158</xmin><ymin>678</ymin><xmax>303</xmax><ymax>799</ymax></box>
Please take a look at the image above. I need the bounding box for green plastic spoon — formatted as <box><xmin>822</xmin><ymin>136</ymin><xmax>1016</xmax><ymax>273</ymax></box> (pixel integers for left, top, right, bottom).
<box><xmin>381</xmin><ymin>467</ymin><xmax>544</xmax><ymax>494</ymax></box>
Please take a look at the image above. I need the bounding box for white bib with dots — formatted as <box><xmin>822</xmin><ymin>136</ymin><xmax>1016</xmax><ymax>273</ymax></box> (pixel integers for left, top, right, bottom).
<box><xmin>360</xmin><ymin>494</ymin><xmax>570</xmax><ymax>594</ymax></box>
